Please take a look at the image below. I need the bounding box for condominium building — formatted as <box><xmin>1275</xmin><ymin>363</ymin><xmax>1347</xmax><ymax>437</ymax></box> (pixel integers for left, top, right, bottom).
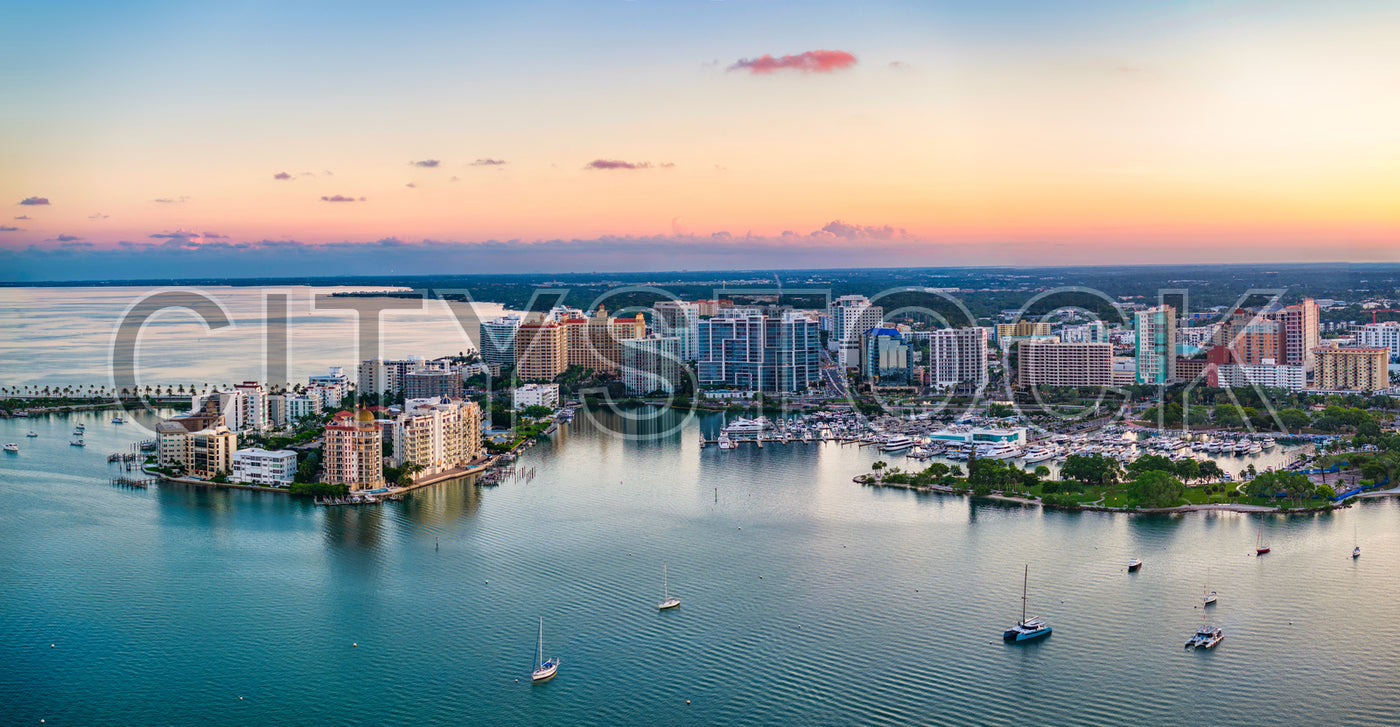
<box><xmin>322</xmin><ymin>410</ymin><xmax>385</xmax><ymax>491</ymax></box>
<box><xmin>1018</xmin><ymin>340</ymin><xmax>1114</xmax><ymax>387</ymax></box>
<box><xmin>1267</xmin><ymin>299</ymin><xmax>1321</xmax><ymax>372</ymax></box>
<box><xmin>907</xmin><ymin>327</ymin><xmax>989</xmax><ymax>392</ymax></box>
<box><xmin>285</xmin><ymin>393</ymin><xmax>322</xmax><ymax>422</ymax></box>
<box><xmin>1135</xmin><ymin>305</ymin><xmax>1177</xmax><ymax>384</ymax></box>
<box><xmin>391</xmin><ymin>397</ymin><xmax>483</xmax><ymax>482</ymax></box>
<box><xmin>1214</xmin><ymin>359</ymin><xmax>1306</xmax><ymax>392</ymax></box>
<box><xmin>404</xmin><ymin>362</ymin><xmax>462</xmax><ymax>400</ymax></box>
<box><xmin>563</xmin><ymin>308</ymin><xmax>646</xmax><ymax>373</ymax></box>
<box><xmin>230</xmin><ymin>448</ymin><xmax>298</xmax><ymax>487</ymax></box>
<box><xmin>308</xmin><ymin>366</ymin><xmax>350</xmax><ymax>406</ymax></box>
<box><xmin>512</xmin><ymin>383</ymin><xmax>560</xmax><ymax>409</ymax></box>
<box><xmin>621</xmin><ymin>336</ymin><xmax>684</xmax><ymax>395</ymax></box>
<box><xmin>514</xmin><ymin>321</ymin><xmax>568</xmax><ymax>381</ymax></box>
<box><xmin>652</xmin><ymin>300</ymin><xmax>701</xmax><ymax>361</ymax></box>
<box><xmin>828</xmin><ymin>295</ymin><xmax>884</xmax><ymax>369</ymax></box>
<box><xmin>357</xmin><ymin>357</ymin><xmax>424</xmax><ymax>398</ymax></box>
<box><xmin>1356</xmin><ymin>321</ymin><xmax>1400</xmax><ymax>360</ymax></box>
<box><xmin>697</xmin><ymin>310</ymin><xmax>821</xmax><ymax>394</ymax></box>
<box><xmin>860</xmin><ymin>327</ymin><xmax>912</xmax><ymax>386</ymax></box>
<box><xmin>1060</xmin><ymin>322</ymin><xmax>1109</xmax><ymax>344</ymax></box>
<box><xmin>1228</xmin><ymin>320</ymin><xmax>1284</xmax><ymax>366</ymax></box>
<box><xmin>1312</xmin><ymin>348</ymin><xmax>1389</xmax><ymax>391</ymax></box>
<box><xmin>995</xmin><ymin>320</ymin><xmax>1053</xmax><ymax>342</ymax></box>
<box><xmin>479</xmin><ymin>314</ymin><xmax>523</xmax><ymax>368</ymax></box>
<box><xmin>231</xmin><ymin>381</ymin><xmax>271</xmax><ymax>431</ymax></box>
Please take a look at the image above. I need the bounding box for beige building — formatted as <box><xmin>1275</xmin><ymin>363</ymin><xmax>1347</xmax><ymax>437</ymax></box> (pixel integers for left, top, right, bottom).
<box><xmin>322</xmin><ymin>410</ymin><xmax>385</xmax><ymax>491</ymax></box>
<box><xmin>515</xmin><ymin>321</ymin><xmax>568</xmax><ymax>381</ymax></box>
<box><xmin>391</xmin><ymin>397</ymin><xmax>484</xmax><ymax>482</ymax></box>
<box><xmin>155</xmin><ymin>421</ymin><xmax>236</xmax><ymax>477</ymax></box>
<box><xmin>996</xmin><ymin>321</ymin><xmax>1053</xmax><ymax>341</ymax></box>
<box><xmin>1018</xmin><ymin>340</ymin><xmax>1114</xmax><ymax>387</ymax></box>
<box><xmin>516</xmin><ymin>309</ymin><xmax>646</xmax><ymax>380</ymax></box>
<box><xmin>1312</xmin><ymin>347</ymin><xmax>1389</xmax><ymax>391</ymax></box>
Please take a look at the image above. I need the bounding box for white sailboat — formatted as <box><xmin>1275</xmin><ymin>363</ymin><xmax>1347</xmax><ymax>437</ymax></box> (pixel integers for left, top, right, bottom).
<box><xmin>659</xmin><ymin>564</ymin><xmax>680</xmax><ymax>610</ymax></box>
<box><xmin>530</xmin><ymin>617</ymin><xmax>559</xmax><ymax>682</ymax></box>
<box><xmin>1353</xmin><ymin>523</ymin><xmax>1361</xmax><ymax>559</ymax></box>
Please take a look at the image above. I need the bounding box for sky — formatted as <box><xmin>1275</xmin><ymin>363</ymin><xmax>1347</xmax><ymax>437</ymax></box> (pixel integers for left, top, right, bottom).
<box><xmin>2</xmin><ymin>0</ymin><xmax>1398</xmax><ymax>281</ymax></box>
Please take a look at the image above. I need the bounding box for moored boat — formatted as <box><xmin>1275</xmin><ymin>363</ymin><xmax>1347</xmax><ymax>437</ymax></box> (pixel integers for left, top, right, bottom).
<box><xmin>1185</xmin><ymin>624</ymin><xmax>1224</xmax><ymax>650</ymax></box>
<box><xmin>1003</xmin><ymin>565</ymin><xmax>1052</xmax><ymax>643</ymax></box>
<box><xmin>1127</xmin><ymin>558</ymin><xmax>1143</xmax><ymax>572</ymax></box>
<box><xmin>531</xmin><ymin>617</ymin><xmax>560</xmax><ymax>682</ymax></box>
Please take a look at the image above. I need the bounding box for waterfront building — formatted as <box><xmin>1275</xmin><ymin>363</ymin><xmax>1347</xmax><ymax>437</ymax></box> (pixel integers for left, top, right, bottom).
<box><xmin>1214</xmin><ymin>359</ymin><xmax>1306</xmax><ymax>392</ymax></box>
<box><xmin>308</xmin><ymin>366</ymin><xmax>349</xmax><ymax>406</ymax></box>
<box><xmin>828</xmin><ymin>295</ymin><xmax>884</xmax><ymax>369</ymax></box>
<box><xmin>860</xmin><ymin>327</ymin><xmax>912</xmax><ymax>386</ymax></box>
<box><xmin>621</xmin><ymin>336</ymin><xmax>684</xmax><ymax>395</ymax></box>
<box><xmin>906</xmin><ymin>327</ymin><xmax>988</xmax><ymax>392</ymax></box>
<box><xmin>995</xmin><ymin>320</ymin><xmax>1053</xmax><ymax>342</ymax></box>
<box><xmin>322</xmin><ymin>410</ymin><xmax>385</xmax><ymax>491</ymax></box>
<box><xmin>230</xmin><ymin>448</ymin><xmax>297</xmax><ymax>487</ymax></box>
<box><xmin>186</xmin><ymin>426</ymin><xmax>237</xmax><ymax>478</ymax></box>
<box><xmin>357</xmin><ymin>357</ymin><xmax>424</xmax><ymax>398</ymax></box>
<box><xmin>1017</xmin><ymin>340</ymin><xmax>1113</xmax><ymax>387</ymax></box>
<box><xmin>514</xmin><ymin>320</ymin><xmax>568</xmax><ymax>381</ymax></box>
<box><xmin>391</xmin><ymin>397</ymin><xmax>483</xmax><ymax>482</ymax></box>
<box><xmin>1311</xmin><ymin>347</ymin><xmax>1389</xmax><ymax>391</ymax></box>
<box><xmin>1135</xmin><ymin>305</ymin><xmax>1177</xmax><ymax>384</ymax></box>
<box><xmin>232</xmin><ymin>381</ymin><xmax>272</xmax><ymax>432</ymax></box>
<box><xmin>512</xmin><ymin>383</ymin><xmax>560</xmax><ymax>410</ymax></box>
<box><xmin>1356</xmin><ymin>321</ymin><xmax>1400</xmax><ymax>360</ymax></box>
<box><xmin>479</xmin><ymin>314</ymin><xmax>523</xmax><ymax>368</ymax></box>
<box><xmin>1060</xmin><ymin>322</ymin><xmax>1109</xmax><ymax>344</ymax></box>
<box><xmin>928</xmin><ymin>427</ymin><xmax>1028</xmax><ymax>447</ymax></box>
<box><xmin>652</xmin><ymin>300</ymin><xmax>701</xmax><ymax>361</ymax></box>
<box><xmin>697</xmin><ymin>310</ymin><xmax>821</xmax><ymax>394</ymax></box>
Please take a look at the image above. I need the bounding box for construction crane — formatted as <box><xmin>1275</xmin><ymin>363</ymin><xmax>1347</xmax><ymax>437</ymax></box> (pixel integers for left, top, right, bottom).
<box><xmin>1367</xmin><ymin>309</ymin><xmax>1400</xmax><ymax>324</ymax></box>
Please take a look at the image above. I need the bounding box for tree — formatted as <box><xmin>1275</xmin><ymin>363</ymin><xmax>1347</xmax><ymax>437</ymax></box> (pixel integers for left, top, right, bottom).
<box><xmin>1197</xmin><ymin>460</ymin><xmax>1224</xmax><ymax>483</ymax></box>
<box><xmin>1126</xmin><ymin>454</ymin><xmax>1175</xmax><ymax>479</ymax></box>
<box><xmin>1277</xmin><ymin>408</ymin><xmax>1311</xmax><ymax>432</ymax></box>
<box><xmin>1174</xmin><ymin>458</ymin><xmax>1200</xmax><ymax>482</ymax></box>
<box><xmin>1061</xmin><ymin>454</ymin><xmax>1121</xmax><ymax>486</ymax></box>
<box><xmin>1129</xmin><ymin>470</ymin><xmax>1185</xmax><ymax>508</ymax></box>
<box><xmin>1034</xmin><ymin>465</ymin><xmax>1051</xmax><ymax>479</ymax></box>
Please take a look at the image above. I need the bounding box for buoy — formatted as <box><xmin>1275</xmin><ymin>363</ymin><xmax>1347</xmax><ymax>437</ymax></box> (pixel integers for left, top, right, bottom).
<box><xmin>353</xmin><ymin>642</ymin><xmax>358</xmax><ymax>647</ymax></box>
<box><xmin>239</xmin><ymin>696</ymin><xmax>244</xmax><ymax>700</ymax></box>
<box><xmin>515</xmin><ymin>679</ymin><xmax>519</xmax><ymax>683</ymax></box>
<box><xmin>686</xmin><ymin>700</ymin><xmax>691</xmax><ymax>705</ymax></box>
<box><xmin>485</xmin><ymin>580</ymin><xmax>489</xmax><ymax>584</ymax></box>
<box><xmin>50</xmin><ymin>644</ymin><xmax>55</xmax><ymax>648</ymax></box>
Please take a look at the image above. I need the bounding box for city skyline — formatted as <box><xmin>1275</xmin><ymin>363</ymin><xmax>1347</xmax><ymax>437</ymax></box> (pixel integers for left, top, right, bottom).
<box><xmin>4</xmin><ymin>0</ymin><xmax>1400</xmax><ymax>281</ymax></box>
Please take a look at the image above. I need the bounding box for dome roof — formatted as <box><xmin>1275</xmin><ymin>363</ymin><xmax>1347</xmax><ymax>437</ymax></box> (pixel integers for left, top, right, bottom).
<box><xmin>354</xmin><ymin>408</ymin><xmax>376</xmax><ymax>422</ymax></box>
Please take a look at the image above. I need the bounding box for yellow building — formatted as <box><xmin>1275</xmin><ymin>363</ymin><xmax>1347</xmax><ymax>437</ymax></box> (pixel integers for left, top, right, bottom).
<box><xmin>392</xmin><ymin>398</ymin><xmax>484</xmax><ymax>482</ymax></box>
<box><xmin>322</xmin><ymin>410</ymin><xmax>384</xmax><ymax>491</ymax></box>
<box><xmin>517</xmin><ymin>308</ymin><xmax>646</xmax><ymax>379</ymax></box>
<box><xmin>515</xmin><ymin>321</ymin><xmax>568</xmax><ymax>381</ymax></box>
<box><xmin>996</xmin><ymin>321</ymin><xmax>1052</xmax><ymax>341</ymax></box>
<box><xmin>186</xmin><ymin>426</ymin><xmax>237</xmax><ymax>478</ymax></box>
<box><xmin>1312</xmin><ymin>347</ymin><xmax>1389</xmax><ymax>392</ymax></box>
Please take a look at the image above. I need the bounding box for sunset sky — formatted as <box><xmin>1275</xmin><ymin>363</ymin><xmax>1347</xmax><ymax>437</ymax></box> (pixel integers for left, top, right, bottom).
<box><xmin>3</xmin><ymin>0</ymin><xmax>1399</xmax><ymax>279</ymax></box>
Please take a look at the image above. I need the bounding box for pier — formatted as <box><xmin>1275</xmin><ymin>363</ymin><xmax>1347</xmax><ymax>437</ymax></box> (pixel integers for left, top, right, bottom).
<box><xmin>112</xmin><ymin>476</ymin><xmax>155</xmax><ymax>488</ymax></box>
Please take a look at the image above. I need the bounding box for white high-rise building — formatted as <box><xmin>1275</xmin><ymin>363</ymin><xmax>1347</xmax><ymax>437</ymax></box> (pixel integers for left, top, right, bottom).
<box><xmin>908</xmin><ymin>327</ymin><xmax>988</xmax><ymax>391</ymax></box>
<box><xmin>1356</xmin><ymin>321</ymin><xmax>1400</xmax><ymax>360</ymax></box>
<box><xmin>231</xmin><ymin>448</ymin><xmax>298</xmax><ymax>486</ymax></box>
<box><xmin>308</xmin><ymin>366</ymin><xmax>349</xmax><ymax>407</ymax></box>
<box><xmin>479</xmin><ymin>315</ymin><xmax>524</xmax><ymax>368</ymax></box>
<box><xmin>828</xmin><ymin>295</ymin><xmax>884</xmax><ymax>369</ymax></box>
<box><xmin>357</xmin><ymin>357</ymin><xmax>424</xmax><ymax>397</ymax></box>
<box><xmin>391</xmin><ymin>397</ymin><xmax>484</xmax><ymax>481</ymax></box>
<box><xmin>652</xmin><ymin>301</ymin><xmax>700</xmax><ymax>362</ymax></box>
<box><xmin>233</xmin><ymin>381</ymin><xmax>271</xmax><ymax>432</ymax></box>
<box><xmin>621</xmin><ymin>336</ymin><xmax>684</xmax><ymax>395</ymax></box>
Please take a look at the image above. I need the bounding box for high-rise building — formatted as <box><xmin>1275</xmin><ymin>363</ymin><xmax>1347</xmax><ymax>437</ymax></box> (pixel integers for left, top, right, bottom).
<box><xmin>322</xmin><ymin>410</ymin><xmax>384</xmax><ymax>491</ymax></box>
<box><xmin>1312</xmin><ymin>348</ymin><xmax>1389</xmax><ymax>391</ymax></box>
<box><xmin>697</xmin><ymin>310</ymin><xmax>821</xmax><ymax>394</ymax></box>
<box><xmin>828</xmin><ymin>295</ymin><xmax>884</xmax><ymax>369</ymax></box>
<box><xmin>404</xmin><ymin>361</ymin><xmax>462</xmax><ymax>400</ymax></box>
<box><xmin>907</xmin><ymin>327</ymin><xmax>989</xmax><ymax>392</ymax></box>
<box><xmin>995</xmin><ymin>320</ymin><xmax>1053</xmax><ymax>342</ymax></box>
<box><xmin>357</xmin><ymin>357</ymin><xmax>424</xmax><ymax>398</ymax></box>
<box><xmin>860</xmin><ymin>327</ymin><xmax>912</xmax><ymax>385</ymax></box>
<box><xmin>1214</xmin><ymin>360</ymin><xmax>1306</xmax><ymax>392</ymax></box>
<box><xmin>621</xmin><ymin>336</ymin><xmax>684</xmax><ymax>395</ymax></box>
<box><xmin>1356</xmin><ymin>321</ymin><xmax>1400</xmax><ymax>360</ymax></box>
<box><xmin>285</xmin><ymin>393</ymin><xmax>322</xmax><ymax>421</ymax></box>
<box><xmin>1018</xmin><ymin>340</ymin><xmax>1114</xmax><ymax>387</ymax></box>
<box><xmin>514</xmin><ymin>320</ymin><xmax>568</xmax><ymax>381</ymax></box>
<box><xmin>479</xmin><ymin>314</ymin><xmax>523</xmax><ymax>368</ymax></box>
<box><xmin>1060</xmin><ymin>322</ymin><xmax>1109</xmax><ymax>344</ymax></box>
<box><xmin>391</xmin><ymin>397</ymin><xmax>483</xmax><ymax>482</ymax></box>
<box><xmin>186</xmin><ymin>426</ymin><xmax>237</xmax><ymax>478</ymax></box>
<box><xmin>1135</xmin><ymin>305</ymin><xmax>1177</xmax><ymax>384</ymax></box>
<box><xmin>308</xmin><ymin>366</ymin><xmax>349</xmax><ymax>406</ymax></box>
<box><xmin>652</xmin><ymin>301</ymin><xmax>700</xmax><ymax>361</ymax></box>
<box><xmin>1229</xmin><ymin>320</ymin><xmax>1284</xmax><ymax>366</ymax></box>
<box><xmin>1268</xmin><ymin>299</ymin><xmax>1320</xmax><ymax>372</ymax></box>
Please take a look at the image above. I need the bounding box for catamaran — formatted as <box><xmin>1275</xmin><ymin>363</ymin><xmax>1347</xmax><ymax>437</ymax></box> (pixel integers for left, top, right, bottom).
<box><xmin>658</xmin><ymin>564</ymin><xmax>680</xmax><ymax>610</ymax></box>
<box><xmin>530</xmin><ymin>617</ymin><xmax>559</xmax><ymax>683</ymax></box>
<box><xmin>1185</xmin><ymin>624</ymin><xmax>1224</xmax><ymax>650</ymax></box>
<box><xmin>1003</xmin><ymin>565</ymin><xmax>1052</xmax><ymax>643</ymax></box>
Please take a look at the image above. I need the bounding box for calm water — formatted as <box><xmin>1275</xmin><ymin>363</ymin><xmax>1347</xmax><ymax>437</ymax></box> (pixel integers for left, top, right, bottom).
<box><xmin>2</xmin><ymin>408</ymin><xmax>1398</xmax><ymax>726</ymax></box>
<box><xmin>0</xmin><ymin>286</ymin><xmax>514</xmax><ymax>387</ymax></box>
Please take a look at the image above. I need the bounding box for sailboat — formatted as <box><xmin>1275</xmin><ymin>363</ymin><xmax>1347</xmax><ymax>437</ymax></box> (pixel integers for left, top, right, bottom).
<box><xmin>658</xmin><ymin>564</ymin><xmax>680</xmax><ymax>610</ymax></box>
<box><xmin>1352</xmin><ymin>523</ymin><xmax>1361</xmax><ymax>559</ymax></box>
<box><xmin>1003</xmin><ymin>564</ymin><xmax>1052</xmax><ymax>642</ymax></box>
<box><xmin>530</xmin><ymin>617</ymin><xmax>559</xmax><ymax>683</ymax></box>
<box><xmin>1256</xmin><ymin>517</ymin><xmax>1270</xmax><ymax>555</ymax></box>
<box><xmin>1202</xmin><ymin>584</ymin><xmax>1218</xmax><ymax>607</ymax></box>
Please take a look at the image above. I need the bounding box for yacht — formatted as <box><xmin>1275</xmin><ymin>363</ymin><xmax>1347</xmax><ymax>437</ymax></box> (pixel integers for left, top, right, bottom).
<box><xmin>658</xmin><ymin>564</ymin><xmax>680</xmax><ymax>610</ymax></box>
<box><xmin>1256</xmin><ymin>520</ymin><xmax>1270</xmax><ymax>555</ymax></box>
<box><xmin>70</xmin><ymin>439</ymin><xmax>85</xmax><ymax>447</ymax></box>
<box><xmin>3</xmin><ymin>443</ymin><xmax>18</xmax><ymax>453</ymax></box>
<box><xmin>698</xmin><ymin>434</ymin><xmax>706</xmax><ymax>449</ymax></box>
<box><xmin>879</xmin><ymin>436</ymin><xmax>917</xmax><ymax>453</ymax></box>
<box><xmin>1202</xmin><ymin>587</ymin><xmax>1217</xmax><ymax>607</ymax></box>
<box><xmin>1185</xmin><ymin>624</ymin><xmax>1224</xmax><ymax>650</ymax></box>
<box><xmin>1260</xmin><ymin>438</ymin><xmax>1277</xmax><ymax>450</ymax></box>
<box><xmin>1021</xmin><ymin>447</ymin><xmax>1056</xmax><ymax>464</ymax></box>
<box><xmin>1127</xmin><ymin>558</ymin><xmax>1143</xmax><ymax>572</ymax></box>
<box><xmin>1353</xmin><ymin>524</ymin><xmax>1361</xmax><ymax>559</ymax></box>
<box><xmin>1003</xmin><ymin>565</ymin><xmax>1052</xmax><ymax>643</ymax></box>
<box><xmin>717</xmin><ymin>432</ymin><xmax>733</xmax><ymax>450</ymax></box>
<box><xmin>723</xmin><ymin>417</ymin><xmax>773</xmax><ymax>435</ymax></box>
<box><xmin>530</xmin><ymin>617</ymin><xmax>560</xmax><ymax>682</ymax></box>
<box><xmin>111</xmin><ymin>415</ymin><xmax>127</xmax><ymax>424</ymax></box>
<box><xmin>1247</xmin><ymin>441</ymin><xmax>1262</xmax><ymax>454</ymax></box>
<box><xmin>26</xmin><ymin>431</ymin><xmax>38</xmax><ymax>438</ymax></box>
<box><xmin>977</xmin><ymin>442</ymin><xmax>1022</xmax><ymax>460</ymax></box>
<box><xmin>75</xmin><ymin>423</ymin><xmax>86</xmax><ymax>431</ymax></box>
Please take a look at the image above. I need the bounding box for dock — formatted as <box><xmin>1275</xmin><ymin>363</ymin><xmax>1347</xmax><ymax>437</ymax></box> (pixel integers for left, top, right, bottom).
<box><xmin>112</xmin><ymin>476</ymin><xmax>155</xmax><ymax>488</ymax></box>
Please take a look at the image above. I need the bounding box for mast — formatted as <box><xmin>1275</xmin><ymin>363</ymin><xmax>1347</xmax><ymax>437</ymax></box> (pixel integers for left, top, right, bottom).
<box><xmin>537</xmin><ymin>617</ymin><xmax>544</xmax><ymax>669</ymax></box>
<box><xmin>663</xmin><ymin>564</ymin><xmax>669</xmax><ymax>600</ymax></box>
<box><xmin>1021</xmin><ymin>564</ymin><xmax>1029</xmax><ymax>624</ymax></box>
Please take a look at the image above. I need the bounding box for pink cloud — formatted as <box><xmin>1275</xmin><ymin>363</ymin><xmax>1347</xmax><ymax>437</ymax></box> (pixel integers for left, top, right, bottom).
<box><xmin>586</xmin><ymin>159</ymin><xmax>649</xmax><ymax>170</ymax></box>
<box><xmin>728</xmin><ymin>50</ymin><xmax>857</xmax><ymax>75</ymax></box>
<box><xmin>273</xmin><ymin>172</ymin><xmax>293</xmax><ymax>180</ymax></box>
<box><xmin>320</xmin><ymin>195</ymin><xmax>364</xmax><ymax>202</ymax></box>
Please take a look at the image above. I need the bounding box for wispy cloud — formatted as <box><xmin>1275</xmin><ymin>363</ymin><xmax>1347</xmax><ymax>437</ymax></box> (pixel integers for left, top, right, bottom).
<box><xmin>52</xmin><ymin>234</ymin><xmax>82</xmax><ymax>242</ymax></box>
<box><xmin>19</xmin><ymin>196</ymin><xmax>50</xmax><ymax>206</ymax></box>
<box><xmin>14</xmin><ymin>215</ymin><xmax>30</xmax><ymax>220</ymax></box>
<box><xmin>405</xmin><ymin>182</ymin><xmax>417</xmax><ymax>188</ymax></box>
<box><xmin>470</xmin><ymin>158</ymin><xmax>506</xmax><ymax>166</ymax></box>
<box><xmin>273</xmin><ymin>172</ymin><xmax>293</xmax><ymax>180</ymax></box>
<box><xmin>0</xmin><ymin>226</ymin><xmax>21</xmax><ymax>232</ymax></box>
<box><xmin>809</xmin><ymin>219</ymin><xmax>908</xmax><ymax>240</ymax></box>
<box><xmin>154</xmin><ymin>196</ymin><xmax>190</xmax><ymax>204</ymax></box>
<box><xmin>88</xmin><ymin>213</ymin><xmax>110</xmax><ymax>220</ymax></box>
<box><xmin>411</xmin><ymin>159</ymin><xmax>440</xmax><ymax>168</ymax></box>
<box><xmin>728</xmin><ymin>49</ymin><xmax>857</xmax><ymax>74</ymax></box>
<box><xmin>586</xmin><ymin>159</ymin><xmax>672</xmax><ymax>170</ymax></box>
<box><xmin>320</xmin><ymin>195</ymin><xmax>364</xmax><ymax>202</ymax></box>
